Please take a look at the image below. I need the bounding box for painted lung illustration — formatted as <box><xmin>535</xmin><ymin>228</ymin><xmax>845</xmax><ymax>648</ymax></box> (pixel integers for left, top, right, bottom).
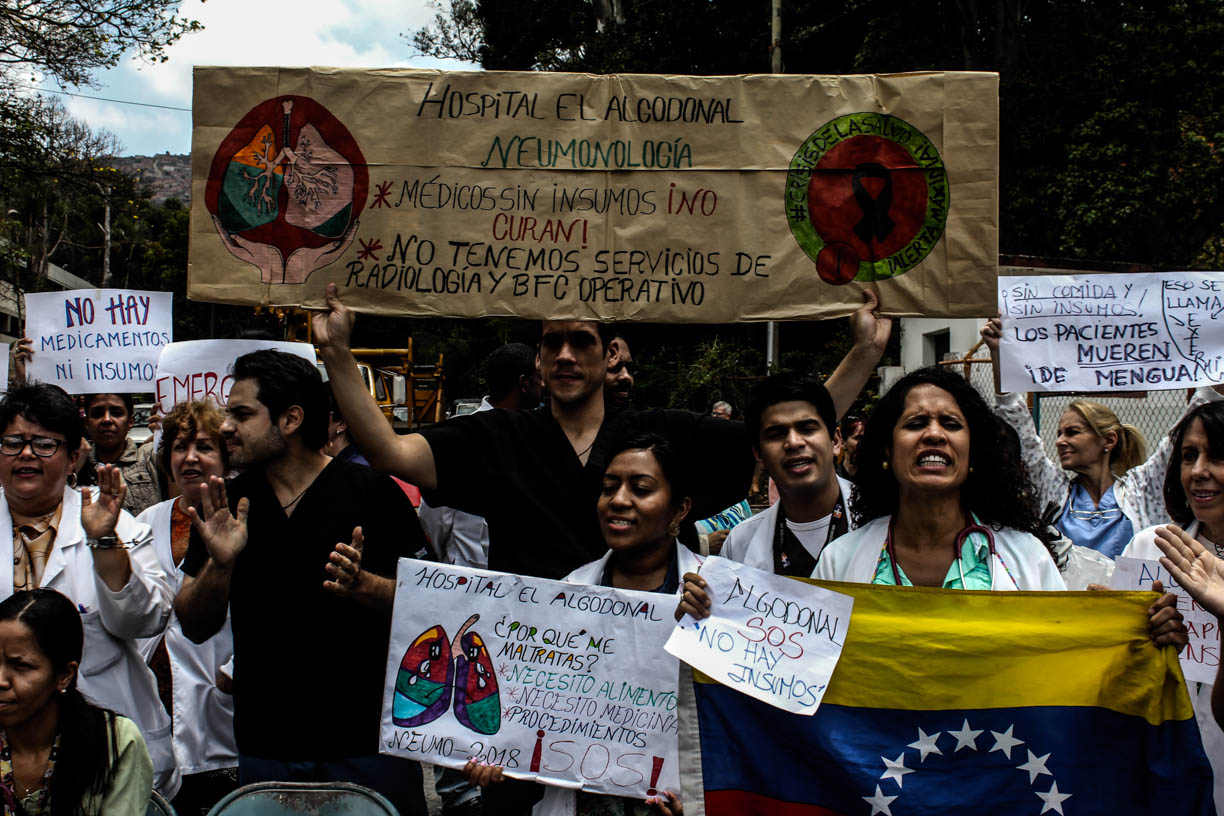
<box><xmin>205</xmin><ymin>96</ymin><xmax>367</xmax><ymax>284</ymax></box>
<box><xmin>393</xmin><ymin>625</ymin><xmax>453</xmax><ymax>727</ymax></box>
<box><xmin>391</xmin><ymin>615</ymin><xmax>501</xmax><ymax>735</ymax></box>
<box><xmin>452</xmin><ymin>619</ymin><xmax>500</xmax><ymax>736</ymax></box>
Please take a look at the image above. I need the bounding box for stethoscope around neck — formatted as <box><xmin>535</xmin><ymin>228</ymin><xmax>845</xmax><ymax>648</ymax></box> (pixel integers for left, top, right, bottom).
<box><xmin>884</xmin><ymin>515</ymin><xmax>1015</xmax><ymax>590</ymax></box>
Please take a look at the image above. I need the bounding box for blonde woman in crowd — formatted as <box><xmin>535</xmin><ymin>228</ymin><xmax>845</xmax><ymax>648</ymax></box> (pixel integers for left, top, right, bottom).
<box><xmin>982</xmin><ymin>316</ymin><xmax>1223</xmax><ymax>557</ymax></box>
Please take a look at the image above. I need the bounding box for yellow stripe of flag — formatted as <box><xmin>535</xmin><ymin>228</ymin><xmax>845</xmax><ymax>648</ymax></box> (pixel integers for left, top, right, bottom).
<box><xmin>696</xmin><ymin>581</ymin><xmax>1191</xmax><ymax>726</ymax></box>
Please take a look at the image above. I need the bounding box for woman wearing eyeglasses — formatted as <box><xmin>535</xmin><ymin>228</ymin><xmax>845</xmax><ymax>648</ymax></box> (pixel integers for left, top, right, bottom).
<box><xmin>0</xmin><ymin>384</ymin><xmax>178</xmax><ymax>799</ymax></box>
<box><xmin>982</xmin><ymin>317</ymin><xmax>1224</xmax><ymax>557</ymax></box>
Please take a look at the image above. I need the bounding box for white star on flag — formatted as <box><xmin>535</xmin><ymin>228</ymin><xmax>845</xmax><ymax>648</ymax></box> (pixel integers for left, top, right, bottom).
<box><xmin>989</xmin><ymin>725</ymin><xmax>1024</xmax><ymax>759</ymax></box>
<box><xmin>948</xmin><ymin>718</ymin><xmax>983</xmax><ymax>752</ymax></box>
<box><xmin>907</xmin><ymin>728</ymin><xmax>943</xmax><ymax>762</ymax></box>
<box><xmin>1037</xmin><ymin>781</ymin><xmax>1072</xmax><ymax>814</ymax></box>
<box><xmin>1017</xmin><ymin>749</ymin><xmax>1052</xmax><ymax>784</ymax></box>
<box><xmin>879</xmin><ymin>753</ymin><xmax>914</xmax><ymax>788</ymax></box>
<box><xmin>862</xmin><ymin>784</ymin><xmax>897</xmax><ymax>816</ymax></box>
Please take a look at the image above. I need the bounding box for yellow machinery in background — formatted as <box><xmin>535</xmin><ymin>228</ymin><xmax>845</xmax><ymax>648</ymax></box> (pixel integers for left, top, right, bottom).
<box><xmin>256</xmin><ymin>307</ymin><xmax>445</xmax><ymax>430</ymax></box>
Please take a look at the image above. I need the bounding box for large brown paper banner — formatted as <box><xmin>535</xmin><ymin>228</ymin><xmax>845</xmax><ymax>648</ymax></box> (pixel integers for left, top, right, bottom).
<box><xmin>188</xmin><ymin>67</ymin><xmax>998</xmax><ymax>321</ymax></box>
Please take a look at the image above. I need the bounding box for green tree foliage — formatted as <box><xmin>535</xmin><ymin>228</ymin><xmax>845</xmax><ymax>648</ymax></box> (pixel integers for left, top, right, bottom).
<box><xmin>407</xmin><ymin>0</ymin><xmax>1224</xmax><ymax>407</ymax></box>
<box><xmin>0</xmin><ymin>0</ymin><xmax>199</xmax><ymax>89</ymax></box>
<box><xmin>415</xmin><ymin>0</ymin><xmax>1224</xmax><ymax>267</ymax></box>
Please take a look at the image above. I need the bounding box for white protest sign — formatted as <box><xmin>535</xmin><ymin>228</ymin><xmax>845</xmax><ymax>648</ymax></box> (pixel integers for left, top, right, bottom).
<box><xmin>154</xmin><ymin>340</ymin><xmax>316</xmax><ymax>412</ymax></box>
<box><xmin>381</xmin><ymin>560</ymin><xmax>680</xmax><ymax>799</ymax></box>
<box><xmin>664</xmin><ymin>556</ymin><xmax>853</xmax><ymax>714</ymax></box>
<box><xmin>1111</xmin><ymin>556</ymin><xmax>1218</xmax><ymax>685</ymax></box>
<box><xmin>25</xmin><ymin>289</ymin><xmax>172</xmax><ymax>393</ymax></box>
<box><xmin>997</xmin><ymin>272</ymin><xmax>1224</xmax><ymax>393</ymax></box>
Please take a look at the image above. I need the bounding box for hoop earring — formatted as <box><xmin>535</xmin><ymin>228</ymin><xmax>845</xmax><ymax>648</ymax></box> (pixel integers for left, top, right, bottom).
<box><xmin>881</xmin><ymin>461</ymin><xmax>889</xmax><ymax>471</ymax></box>
<box><xmin>66</xmin><ymin>473</ymin><xmax>77</xmax><ymax>489</ymax></box>
<box><xmin>667</xmin><ymin>522</ymin><xmax>680</xmax><ymax>537</ymax></box>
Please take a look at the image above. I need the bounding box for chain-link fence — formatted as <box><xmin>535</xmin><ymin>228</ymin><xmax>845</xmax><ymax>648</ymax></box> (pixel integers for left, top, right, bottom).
<box><xmin>942</xmin><ymin>346</ymin><xmax>1192</xmax><ymax>461</ymax></box>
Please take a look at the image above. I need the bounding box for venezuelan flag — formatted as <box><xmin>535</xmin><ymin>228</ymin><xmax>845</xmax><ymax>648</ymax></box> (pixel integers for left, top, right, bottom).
<box><xmin>683</xmin><ymin>582</ymin><xmax>1213</xmax><ymax>815</ymax></box>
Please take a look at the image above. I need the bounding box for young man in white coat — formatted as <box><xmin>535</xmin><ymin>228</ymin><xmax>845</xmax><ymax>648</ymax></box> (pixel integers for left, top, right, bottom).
<box><xmin>718</xmin><ymin>372</ymin><xmax>857</xmax><ymax>576</ymax></box>
<box><xmin>0</xmin><ymin>383</ymin><xmax>177</xmax><ymax>795</ymax></box>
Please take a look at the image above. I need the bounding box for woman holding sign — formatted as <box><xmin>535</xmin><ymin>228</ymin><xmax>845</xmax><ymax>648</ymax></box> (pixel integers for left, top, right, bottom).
<box><xmin>1126</xmin><ymin>401</ymin><xmax>1224</xmax><ymax>813</ymax></box>
<box><xmin>981</xmin><ymin>316</ymin><xmax>1224</xmax><ymax>557</ymax></box>
<box><xmin>464</xmin><ymin>432</ymin><xmax>686</xmax><ymax>815</ymax></box>
<box><xmin>136</xmin><ymin>401</ymin><xmax>237</xmax><ymax>815</ymax></box>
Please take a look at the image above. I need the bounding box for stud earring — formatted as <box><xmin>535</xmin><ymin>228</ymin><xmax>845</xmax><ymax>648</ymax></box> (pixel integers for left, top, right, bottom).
<box><xmin>882</xmin><ymin>461</ymin><xmax>889</xmax><ymax>470</ymax></box>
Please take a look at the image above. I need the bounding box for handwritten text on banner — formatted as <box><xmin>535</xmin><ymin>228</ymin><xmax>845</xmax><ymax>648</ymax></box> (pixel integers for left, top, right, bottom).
<box><xmin>189</xmin><ymin>68</ymin><xmax>1000</xmax><ymax>322</ymax></box>
<box><xmin>380</xmin><ymin>561</ymin><xmax>680</xmax><ymax>799</ymax></box>
<box><xmin>25</xmin><ymin>289</ymin><xmax>172</xmax><ymax>393</ymax></box>
<box><xmin>998</xmin><ymin>272</ymin><xmax>1224</xmax><ymax>393</ymax></box>
<box><xmin>664</xmin><ymin>557</ymin><xmax>853</xmax><ymax>714</ymax></box>
<box><xmin>154</xmin><ymin>340</ymin><xmax>316</xmax><ymax>412</ymax></box>
<box><xmin>1111</xmin><ymin>556</ymin><xmax>1218</xmax><ymax>685</ymax></box>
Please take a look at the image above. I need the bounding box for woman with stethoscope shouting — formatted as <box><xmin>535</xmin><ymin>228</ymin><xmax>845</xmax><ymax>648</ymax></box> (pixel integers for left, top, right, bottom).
<box><xmin>812</xmin><ymin>366</ymin><xmax>1066</xmax><ymax>591</ymax></box>
<box><xmin>679</xmin><ymin>367</ymin><xmax>1184</xmax><ymax>646</ymax></box>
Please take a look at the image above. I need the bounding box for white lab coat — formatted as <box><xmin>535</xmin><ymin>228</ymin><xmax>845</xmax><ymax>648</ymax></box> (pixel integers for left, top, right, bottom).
<box><xmin>812</xmin><ymin>515</ymin><xmax>1067</xmax><ymax>591</ymax></box>
<box><xmin>1123</xmin><ymin>521</ymin><xmax>1224</xmax><ymax>815</ymax></box>
<box><xmin>136</xmin><ymin>499</ymin><xmax>237</xmax><ymax>776</ymax></box>
<box><xmin>721</xmin><ymin>476</ymin><xmax>856</xmax><ymax>571</ymax></box>
<box><xmin>0</xmin><ymin>486</ymin><xmax>179</xmax><ymax>797</ymax></box>
<box><xmin>418</xmin><ymin>397</ymin><xmax>494</xmax><ymax>568</ymax></box>
<box><xmin>530</xmin><ymin>542</ymin><xmax>701</xmax><ymax>816</ymax></box>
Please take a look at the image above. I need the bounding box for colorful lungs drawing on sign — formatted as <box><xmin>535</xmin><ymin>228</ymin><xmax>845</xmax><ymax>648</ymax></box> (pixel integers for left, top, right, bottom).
<box><xmin>393</xmin><ymin>614</ymin><xmax>500</xmax><ymax>735</ymax></box>
<box><xmin>785</xmin><ymin>113</ymin><xmax>950</xmax><ymax>286</ymax></box>
<box><xmin>204</xmin><ymin>96</ymin><xmax>367</xmax><ymax>285</ymax></box>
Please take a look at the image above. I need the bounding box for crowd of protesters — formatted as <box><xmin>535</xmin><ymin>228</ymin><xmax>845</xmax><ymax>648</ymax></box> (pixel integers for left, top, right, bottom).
<box><xmin>0</xmin><ymin>284</ymin><xmax>1221</xmax><ymax>815</ymax></box>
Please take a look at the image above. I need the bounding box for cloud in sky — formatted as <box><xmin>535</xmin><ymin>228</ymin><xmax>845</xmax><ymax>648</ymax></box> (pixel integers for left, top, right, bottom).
<box><xmin>52</xmin><ymin>0</ymin><xmax>477</xmax><ymax>156</ymax></box>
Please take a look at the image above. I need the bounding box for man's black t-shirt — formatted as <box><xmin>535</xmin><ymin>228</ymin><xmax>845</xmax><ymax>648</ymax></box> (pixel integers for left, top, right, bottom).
<box><xmin>420</xmin><ymin>406</ymin><xmax>754</xmax><ymax>580</ymax></box>
<box><xmin>181</xmin><ymin>458</ymin><xmax>427</xmax><ymax>760</ymax></box>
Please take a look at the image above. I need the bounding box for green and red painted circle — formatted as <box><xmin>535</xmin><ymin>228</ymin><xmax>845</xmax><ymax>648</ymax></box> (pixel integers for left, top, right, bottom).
<box><xmin>786</xmin><ymin>112</ymin><xmax>949</xmax><ymax>285</ymax></box>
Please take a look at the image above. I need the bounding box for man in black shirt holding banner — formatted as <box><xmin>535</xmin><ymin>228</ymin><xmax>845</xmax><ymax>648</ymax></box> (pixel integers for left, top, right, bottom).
<box><xmin>315</xmin><ymin>282</ymin><xmax>890</xmax><ymax>580</ymax></box>
<box><xmin>315</xmin><ymin>283</ymin><xmax>887</xmax><ymax>813</ymax></box>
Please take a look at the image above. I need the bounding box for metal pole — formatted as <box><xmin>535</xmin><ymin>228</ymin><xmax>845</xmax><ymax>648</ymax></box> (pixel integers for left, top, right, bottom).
<box><xmin>766</xmin><ymin>0</ymin><xmax>782</xmax><ymax>370</ymax></box>
<box><xmin>100</xmin><ymin>189</ymin><xmax>111</xmax><ymax>287</ymax></box>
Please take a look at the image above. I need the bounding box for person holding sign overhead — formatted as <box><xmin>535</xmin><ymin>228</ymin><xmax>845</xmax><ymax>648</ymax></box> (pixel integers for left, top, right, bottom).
<box><xmin>313</xmin><ymin>282</ymin><xmax>891</xmax><ymax>583</ymax></box>
<box><xmin>463</xmin><ymin>432</ymin><xmax>687</xmax><ymax>815</ymax></box>
<box><xmin>981</xmin><ymin>316</ymin><xmax>1224</xmax><ymax>557</ymax></box>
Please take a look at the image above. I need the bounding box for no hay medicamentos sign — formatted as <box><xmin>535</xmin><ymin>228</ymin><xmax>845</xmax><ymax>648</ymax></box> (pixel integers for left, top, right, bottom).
<box><xmin>25</xmin><ymin>289</ymin><xmax>172</xmax><ymax>393</ymax></box>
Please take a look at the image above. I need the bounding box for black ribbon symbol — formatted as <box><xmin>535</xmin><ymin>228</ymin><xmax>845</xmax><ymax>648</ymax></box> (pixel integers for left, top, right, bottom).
<box><xmin>852</xmin><ymin>162</ymin><xmax>895</xmax><ymax>244</ymax></box>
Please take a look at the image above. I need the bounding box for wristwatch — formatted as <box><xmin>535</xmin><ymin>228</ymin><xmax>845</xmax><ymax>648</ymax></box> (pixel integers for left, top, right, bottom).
<box><xmin>85</xmin><ymin>535</ymin><xmax>123</xmax><ymax>550</ymax></box>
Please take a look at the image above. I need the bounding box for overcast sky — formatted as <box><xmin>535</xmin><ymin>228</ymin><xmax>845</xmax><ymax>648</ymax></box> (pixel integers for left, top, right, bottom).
<box><xmin>49</xmin><ymin>0</ymin><xmax>477</xmax><ymax>156</ymax></box>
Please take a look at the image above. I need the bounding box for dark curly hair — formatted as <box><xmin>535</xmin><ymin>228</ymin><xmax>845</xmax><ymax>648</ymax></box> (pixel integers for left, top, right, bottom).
<box><xmin>850</xmin><ymin>366</ymin><xmax>1043</xmax><ymax>537</ymax></box>
<box><xmin>1163</xmin><ymin>401</ymin><xmax>1224</xmax><ymax>527</ymax></box>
